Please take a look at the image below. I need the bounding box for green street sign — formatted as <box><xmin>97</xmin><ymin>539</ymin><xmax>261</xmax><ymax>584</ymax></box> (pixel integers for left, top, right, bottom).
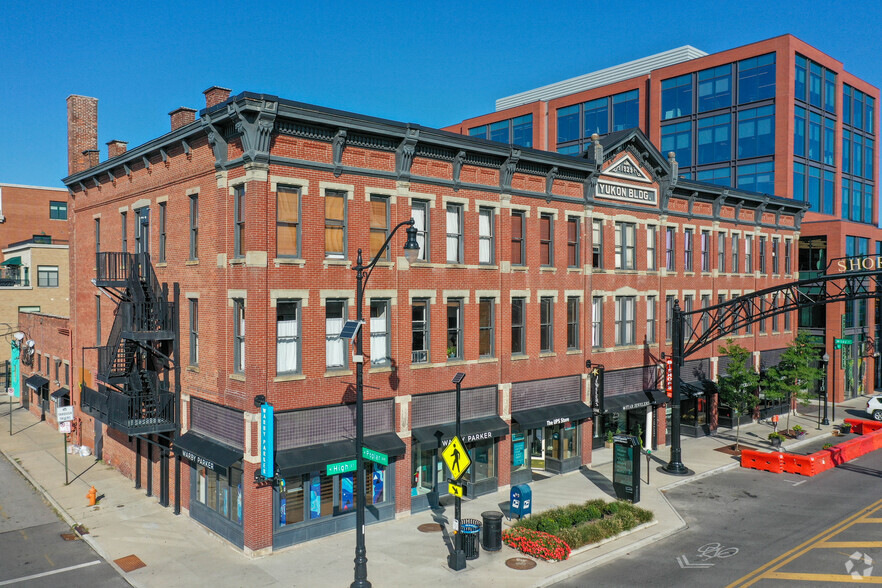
<box><xmin>326</xmin><ymin>460</ymin><xmax>357</xmax><ymax>476</ymax></box>
<box><xmin>835</xmin><ymin>338</ymin><xmax>853</xmax><ymax>346</ymax></box>
<box><xmin>362</xmin><ymin>447</ymin><xmax>388</xmax><ymax>466</ymax></box>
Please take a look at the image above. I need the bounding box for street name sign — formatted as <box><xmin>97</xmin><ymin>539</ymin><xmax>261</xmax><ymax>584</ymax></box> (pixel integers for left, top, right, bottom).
<box><xmin>362</xmin><ymin>447</ymin><xmax>388</xmax><ymax>466</ymax></box>
<box><xmin>834</xmin><ymin>338</ymin><xmax>853</xmax><ymax>350</ymax></box>
<box><xmin>441</xmin><ymin>435</ymin><xmax>470</xmax><ymax>481</ymax></box>
<box><xmin>326</xmin><ymin>460</ymin><xmax>357</xmax><ymax>476</ymax></box>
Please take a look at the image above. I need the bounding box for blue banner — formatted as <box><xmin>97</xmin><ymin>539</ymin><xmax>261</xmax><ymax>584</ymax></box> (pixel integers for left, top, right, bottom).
<box><xmin>260</xmin><ymin>403</ymin><xmax>274</xmax><ymax>479</ymax></box>
<box><xmin>10</xmin><ymin>342</ymin><xmax>19</xmax><ymax>398</ymax></box>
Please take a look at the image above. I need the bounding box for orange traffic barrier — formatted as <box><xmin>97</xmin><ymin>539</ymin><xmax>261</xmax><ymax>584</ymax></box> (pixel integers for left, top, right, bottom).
<box><xmin>809</xmin><ymin>451</ymin><xmax>834</xmax><ymax>475</ymax></box>
<box><xmin>741</xmin><ymin>449</ymin><xmax>784</xmax><ymax>473</ymax></box>
<box><xmin>781</xmin><ymin>453</ymin><xmax>815</xmax><ymax>476</ymax></box>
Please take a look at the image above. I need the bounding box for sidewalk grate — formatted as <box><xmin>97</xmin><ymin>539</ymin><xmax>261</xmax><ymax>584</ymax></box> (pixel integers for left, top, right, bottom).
<box><xmin>506</xmin><ymin>557</ymin><xmax>537</xmax><ymax>570</ymax></box>
<box><xmin>114</xmin><ymin>554</ymin><xmax>146</xmax><ymax>573</ymax></box>
<box><xmin>60</xmin><ymin>533</ymin><xmax>80</xmax><ymax>541</ymax></box>
<box><xmin>418</xmin><ymin>523</ymin><xmax>442</xmax><ymax>533</ymax></box>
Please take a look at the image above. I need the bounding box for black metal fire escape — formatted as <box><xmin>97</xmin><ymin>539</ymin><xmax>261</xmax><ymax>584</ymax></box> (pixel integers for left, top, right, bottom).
<box><xmin>82</xmin><ymin>252</ymin><xmax>177</xmax><ymax>436</ymax></box>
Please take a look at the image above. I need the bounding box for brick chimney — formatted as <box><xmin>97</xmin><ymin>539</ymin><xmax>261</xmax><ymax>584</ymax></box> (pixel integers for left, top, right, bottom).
<box><xmin>83</xmin><ymin>149</ymin><xmax>100</xmax><ymax>168</ymax></box>
<box><xmin>169</xmin><ymin>107</ymin><xmax>197</xmax><ymax>131</ymax></box>
<box><xmin>107</xmin><ymin>140</ymin><xmax>127</xmax><ymax>159</ymax></box>
<box><xmin>67</xmin><ymin>95</ymin><xmax>98</xmax><ymax>174</ymax></box>
<box><xmin>203</xmin><ymin>86</ymin><xmax>232</xmax><ymax>109</ymax></box>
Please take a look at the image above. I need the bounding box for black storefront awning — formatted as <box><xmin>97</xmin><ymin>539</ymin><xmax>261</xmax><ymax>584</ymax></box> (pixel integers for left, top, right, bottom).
<box><xmin>276</xmin><ymin>432</ymin><xmax>406</xmax><ymax>478</ymax></box>
<box><xmin>50</xmin><ymin>387</ymin><xmax>70</xmax><ymax>400</ymax></box>
<box><xmin>174</xmin><ymin>431</ymin><xmax>243</xmax><ymax>476</ymax></box>
<box><xmin>24</xmin><ymin>375</ymin><xmax>49</xmax><ymax>390</ymax></box>
<box><xmin>511</xmin><ymin>401</ymin><xmax>593</xmax><ymax>430</ymax></box>
<box><xmin>682</xmin><ymin>380</ymin><xmax>718</xmax><ymax>398</ymax></box>
<box><xmin>604</xmin><ymin>391</ymin><xmax>654</xmax><ymax>413</ymax></box>
<box><xmin>648</xmin><ymin>389</ymin><xmax>669</xmax><ymax>405</ymax></box>
<box><xmin>412</xmin><ymin>415</ymin><xmax>509</xmax><ymax>445</ymax></box>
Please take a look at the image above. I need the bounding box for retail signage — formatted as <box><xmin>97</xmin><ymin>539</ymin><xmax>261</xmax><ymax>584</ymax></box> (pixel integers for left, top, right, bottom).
<box><xmin>181</xmin><ymin>449</ymin><xmax>219</xmax><ymax>472</ymax></box>
<box><xmin>596</xmin><ymin>179</ymin><xmax>657</xmax><ymax>206</ymax></box>
<box><xmin>326</xmin><ymin>460</ymin><xmax>357</xmax><ymax>476</ymax></box>
<box><xmin>665</xmin><ymin>358</ymin><xmax>674</xmax><ymax>398</ymax></box>
<box><xmin>545</xmin><ymin>417</ymin><xmax>571</xmax><ymax>426</ymax></box>
<box><xmin>612</xmin><ymin>434</ymin><xmax>641</xmax><ymax>503</ymax></box>
<box><xmin>362</xmin><ymin>447</ymin><xmax>388</xmax><ymax>466</ymax></box>
<box><xmin>621</xmin><ymin>401</ymin><xmax>650</xmax><ymax>411</ymax></box>
<box><xmin>461</xmin><ymin>430</ymin><xmax>493</xmax><ymax>443</ymax></box>
<box><xmin>834</xmin><ymin>256</ymin><xmax>882</xmax><ymax>274</ymax></box>
<box><xmin>56</xmin><ymin>406</ymin><xmax>74</xmax><ymax>423</ymax></box>
<box><xmin>441</xmin><ymin>435</ymin><xmax>471</xmax><ymax>482</ymax></box>
<box><xmin>260</xmin><ymin>403</ymin><xmax>274</xmax><ymax>479</ymax></box>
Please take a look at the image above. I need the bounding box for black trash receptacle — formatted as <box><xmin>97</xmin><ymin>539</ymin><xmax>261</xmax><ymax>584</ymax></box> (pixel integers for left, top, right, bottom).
<box><xmin>459</xmin><ymin>519</ymin><xmax>482</xmax><ymax>560</ymax></box>
<box><xmin>481</xmin><ymin>511</ymin><xmax>503</xmax><ymax>551</ymax></box>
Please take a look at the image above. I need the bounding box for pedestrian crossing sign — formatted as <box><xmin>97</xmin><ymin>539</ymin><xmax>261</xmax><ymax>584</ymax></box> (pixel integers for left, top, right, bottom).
<box><xmin>441</xmin><ymin>435</ymin><xmax>471</xmax><ymax>481</ymax></box>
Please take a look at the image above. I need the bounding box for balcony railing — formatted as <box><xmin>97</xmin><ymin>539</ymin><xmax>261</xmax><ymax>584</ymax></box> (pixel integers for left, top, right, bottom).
<box><xmin>95</xmin><ymin>252</ymin><xmax>132</xmax><ymax>286</ymax></box>
<box><xmin>0</xmin><ymin>276</ymin><xmax>29</xmax><ymax>287</ymax></box>
<box><xmin>80</xmin><ymin>384</ymin><xmax>175</xmax><ymax>435</ymax></box>
<box><xmin>118</xmin><ymin>301</ymin><xmax>175</xmax><ymax>340</ymax></box>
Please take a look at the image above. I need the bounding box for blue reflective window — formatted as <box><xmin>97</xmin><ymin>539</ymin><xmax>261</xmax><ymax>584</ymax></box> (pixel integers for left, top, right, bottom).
<box><xmin>808</xmin><ymin>112</ymin><xmax>821</xmax><ymax>162</ymax></box>
<box><xmin>738</xmin><ymin>53</ymin><xmax>776</xmax><ymax>104</ymax></box>
<box><xmin>795</xmin><ymin>55</ymin><xmax>807</xmax><ymax>102</ymax></box>
<box><xmin>854</xmin><ymin>89</ymin><xmax>864</xmax><ymax>130</ymax></box>
<box><xmin>808</xmin><ymin>166</ymin><xmax>821</xmax><ymax>212</ymax></box>
<box><xmin>584</xmin><ymin>98</ymin><xmax>609</xmax><ymax>137</ymax></box>
<box><xmin>865</xmin><ymin>184</ymin><xmax>875</xmax><ymax>224</ymax></box>
<box><xmin>809</xmin><ymin>62</ymin><xmax>822</xmax><ymax>107</ymax></box>
<box><xmin>737</xmin><ymin>105</ymin><xmax>775</xmax><ymax>158</ymax></box>
<box><xmin>489</xmin><ymin>120</ymin><xmax>509</xmax><ymax>143</ymax></box>
<box><xmin>557</xmin><ymin>144</ymin><xmax>582</xmax><ymax>155</ymax></box>
<box><xmin>824</xmin><ymin>170</ymin><xmax>835</xmax><ymax>215</ymax></box>
<box><xmin>824</xmin><ymin>118</ymin><xmax>835</xmax><ymax>166</ymax></box>
<box><xmin>697</xmin><ymin>114</ymin><xmax>731</xmax><ymax>164</ymax></box>
<box><xmin>853</xmin><ymin>181</ymin><xmax>863</xmax><ymax>221</ymax></box>
<box><xmin>843</xmin><ymin>130</ymin><xmax>851</xmax><ymax>173</ymax></box>
<box><xmin>793</xmin><ymin>162</ymin><xmax>806</xmax><ymax>202</ymax></box>
<box><xmin>794</xmin><ymin>106</ymin><xmax>806</xmax><ymax>157</ymax></box>
<box><xmin>854</xmin><ymin>134</ymin><xmax>863</xmax><ymax>178</ymax></box>
<box><xmin>557</xmin><ymin>105</ymin><xmax>580</xmax><ymax>143</ymax></box>
<box><xmin>697</xmin><ymin>65</ymin><xmax>732</xmax><ymax>112</ymax></box>
<box><xmin>737</xmin><ymin>161</ymin><xmax>774</xmax><ymax>194</ymax></box>
<box><xmin>468</xmin><ymin>125</ymin><xmax>487</xmax><ymax>140</ymax></box>
<box><xmin>825</xmin><ymin>70</ymin><xmax>836</xmax><ymax>113</ymax></box>
<box><xmin>866</xmin><ymin>139</ymin><xmax>874</xmax><ymax>180</ymax></box>
<box><xmin>612</xmin><ymin>90</ymin><xmax>639</xmax><ymax>131</ymax></box>
<box><xmin>843</xmin><ymin>86</ymin><xmax>852</xmax><ymax>126</ymax></box>
<box><xmin>661</xmin><ymin>74</ymin><xmax>692</xmax><ymax>119</ymax></box>
<box><xmin>842</xmin><ymin>178</ymin><xmax>851</xmax><ymax>220</ymax></box>
<box><xmin>660</xmin><ymin>121</ymin><xmax>692</xmax><ymax>167</ymax></box>
<box><xmin>696</xmin><ymin>167</ymin><xmax>732</xmax><ymax>187</ymax></box>
<box><xmin>512</xmin><ymin>115</ymin><xmax>533</xmax><ymax>148</ymax></box>
<box><xmin>866</xmin><ymin>96</ymin><xmax>875</xmax><ymax>134</ymax></box>
<box><xmin>680</xmin><ymin>172</ymin><xmax>692</xmax><ymax>179</ymax></box>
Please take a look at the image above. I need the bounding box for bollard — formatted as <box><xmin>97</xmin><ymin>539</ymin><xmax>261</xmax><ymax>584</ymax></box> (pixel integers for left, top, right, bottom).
<box><xmin>86</xmin><ymin>486</ymin><xmax>97</xmax><ymax>506</ymax></box>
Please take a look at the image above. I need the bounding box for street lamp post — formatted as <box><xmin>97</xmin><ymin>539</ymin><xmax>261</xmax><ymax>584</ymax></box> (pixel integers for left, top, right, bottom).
<box><xmin>664</xmin><ymin>300</ymin><xmax>690</xmax><ymax>475</ymax></box>
<box><xmin>821</xmin><ymin>353</ymin><xmax>830</xmax><ymax>426</ymax></box>
<box><xmin>449</xmin><ymin>372</ymin><xmax>466</xmax><ymax>571</ymax></box>
<box><xmin>352</xmin><ymin>218</ymin><xmax>419</xmax><ymax>588</ymax></box>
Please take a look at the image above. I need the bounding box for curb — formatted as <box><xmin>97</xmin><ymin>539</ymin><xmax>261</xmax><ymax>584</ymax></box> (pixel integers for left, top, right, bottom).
<box><xmin>0</xmin><ymin>443</ymin><xmax>138</xmax><ymax>588</ymax></box>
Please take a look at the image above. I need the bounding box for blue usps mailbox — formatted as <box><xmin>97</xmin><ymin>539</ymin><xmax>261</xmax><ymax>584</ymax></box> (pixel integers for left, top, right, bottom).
<box><xmin>509</xmin><ymin>484</ymin><xmax>532</xmax><ymax>519</ymax></box>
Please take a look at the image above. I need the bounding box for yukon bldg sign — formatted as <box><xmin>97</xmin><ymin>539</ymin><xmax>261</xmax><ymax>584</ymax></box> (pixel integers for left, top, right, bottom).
<box><xmin>596</xmin><ymin>178</ymin><xmax>657</xmax><ymax>206</ymax></box>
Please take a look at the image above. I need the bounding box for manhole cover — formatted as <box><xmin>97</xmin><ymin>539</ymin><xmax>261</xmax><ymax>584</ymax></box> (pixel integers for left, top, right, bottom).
<box><xmin>60</xmin><ymin>533</ymin><xmax>80</xmax><ymax>541</ymax></box>
<box><xmin>418</xmin><ymin>523</ymin><xmax>442</xmax><ymax>533</ymax></box>
<box><xmin>506</xmin><ymin>557</ymin><xmax>537</xmax><ymax>570</ymax></box>
<box><xmin>114</xmin><ymin>554</ymin><xmax>146</xmax><ymax>573</ymax></box>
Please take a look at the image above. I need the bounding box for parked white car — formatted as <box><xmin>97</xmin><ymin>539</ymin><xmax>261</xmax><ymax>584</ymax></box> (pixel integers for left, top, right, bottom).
<box><xmin>867</xmin><ymin>396</ymin><xmax>882</xmax><ymax>421</ymax></box>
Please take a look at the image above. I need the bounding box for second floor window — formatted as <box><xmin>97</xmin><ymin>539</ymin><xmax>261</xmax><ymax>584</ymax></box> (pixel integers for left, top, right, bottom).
<box><xmin>233</xmin><ymin>186</ymin><xmax>245</xmax><ymax>258</ymax></box>
<box><xmin>189</xmin><ymin>195</ymin><xmax>199</xmax><ymax>260</ymax></box>
<box><xmin>411</xmin><ymin>200</ymin><xmax>429</xmax><ymax>262</ymax></box>
<box><xmin>731</xmin><ymin>234</ymin><xmax>740</xmax><ymax>273</ymax></box>
<box><xmin>411</xmin><ymin>299</ymin><xmax>430</xmax><ymax>364</ymax></box>
<box><xmin>592</xmin><ymin>297</ymin><xmax>602</xmax><ymax>348</ymax></box>
<box><xmin>700</xmin><ymin>231</ymin><xmax>710</xmax><ymax>272</ymax></box>
<box><xmin>189</xmin><ymin>299</ymin><xmax>199</xmax><ymax>366</ymax></box>
<box><xmin>718</xmin><ymin>233</ymin><xmax>726</xmax><ymax>272</ymax></box>
<box><xmin>665</xmin><ymin>227</ymin><xmax>676</xmax><ymax>271</ymax></box>
<box><xmin>615</xmin><ymin>296</ymin><xmax>635</xmax><ymax>346</ymax></box>
<box><xmin>684</xmin><ymin>228</ymin><xmax>694</xmax><ymax>272</ymax></box>
<box><xmin>446</xmin><ymin>204</ymin><xmax>463</xmax><ymax>263</ymax></box>
<box><xmin>447</xmin><ymin>299</ymin><xmax>463</xmax><ymax>359</ymax></box>
<box><xmin>277</xmin><ymin>187</ymin><xmax>301</xmax><ymax>258</ymax></box>
<box><xmin>512</xmin><ymin>298</ymin><xmax>525</xmax><ymax>355</ymax></box>
<box><xmin>540</xmin><ymin>297</ymin><xmax>553</xmax><ymax>352</ymax></box>
<box><xmin>772</xmin><ymin>237</ymin><xmax>780</xmax><ymax>273</ymax></box>
<box><xmin>647</xmin><ymin>225</ymin><xmax>657</xmax><ymax>270</ymax></box>
<box><xmin>370</xmin><ymin>196</ymin><xmax>390</xmax><ymax>260</ymax></box>
<box><xmin>511</xmin><ymin>211</ymin><xmax>525</xmax><ymax>265</ymax></box>
<box><xmin>592</xmin><ymin>219</ymin><xmax>603</xmax><ymax>268</ymax></box>
<box><xmin>785</xmin><ymin>239</ymin><xmax>792</xmax><ymax>274</ymax></box>
<box><xmin>159</xmin><ymin>202</ymin><xmax>167</xmax><ymax>263</ymax></box>
<box><xmin>95</xmin><ymin>218</ymin><xmax>100</xmax><ymax>254</ymax></box>
<box><xmin>370</xmin><ymin>300</ymin><xmax>390</xmax><ymax>366</ymax></box>
<box><xmin>120</xmin><ymin>211</ymin><xmax>127</xmax><ymax>252</ymax></box>
<box><xmin>325</xmin><ymin>300</ymin><xmax>347</xmax><ymax>369</ymax></box>
<box><xmin>540</xmin><ymin>214</ymin><xmax>553</xmax><ymax>266</ymax></box>
<box><xmin>277</xmin><ymin>300</ymin><xmax>300</xmax><ymax>374</ymax></box>
<box><xmin>615</xmin><ymin>222</ymin><xmax>636</xmax><ymax>270</ymax></box>
<box><xmin>479</xmin><ymin>298</ymin><xmax>494</xmax><ymax>357</ymax></box>
<box><xmin>646</xmin><ymin>296</ymin><xmax>657</xmax><ymax>343</ymax></box>
<box><xmin>325</xmin><ymin>190</ymin><xmax>347</xmax><ymax>259</ymax></box>
<box><xmin>37</xmin><ymin>266</ymin><xmax>59</xmax><ymax>288</ymax></box>
<box><xmin>233</xmin><ymin>299</ymin><xmax>245</xmax><ymax>374</ymax></box>
<box><xmin>665</xmin><ymin>295</ymin><xmax>674</xmax><ymax>341</ymax></box>
<box><xmin>49</xmin><ymin>201</ymin><xmax>67</xmax><ymax>220</ymax></box>
<box><xmin>567</xmin><ymin>296</ymin><xmax>579</xmax><ymax>350</ymax></box>
<box><xmin>479</xmin><ymin>207</ymin><xmax>494</xmax><ymax>264</ymax></box>
<box><xmin>745</xmin><ymin>235</ymin><xmax>753</xmax><ymax>273</ymax></box>
<box><xmin>567</xmin><ymin>217</ymin><xmax>580</xmax><ymax>267</ymax></box>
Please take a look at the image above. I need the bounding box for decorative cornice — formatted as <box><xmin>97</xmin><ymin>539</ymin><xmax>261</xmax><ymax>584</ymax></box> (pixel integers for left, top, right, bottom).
<box><xmin>332</xmin><ymin>130</ymin><xmax>347</xmax><ymax>177</ymax></box>
<box><xmin>500</xmin><ymin>148</ymin><xmax>521</xmax><ymax>192</ymax></box>
<box><xmin>452</xmin><ymin>150</ymin><xmax>466</xmax><ymax>192</ymax></box>
<box><xmin>231</xmin><ymin>98</ymin><xmax>277</xmax><ymax>166</ymax></box>
<box><xmin>395</xmin><ymin>127</ymin><xmax>419</xmax><ymax>180</ymax></box>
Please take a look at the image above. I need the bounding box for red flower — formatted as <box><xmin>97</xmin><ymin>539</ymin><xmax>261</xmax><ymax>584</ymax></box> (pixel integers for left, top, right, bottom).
<box><xmin>502</xmin><ymin>528</ymin><xmax>571</xmax><ymax>561</ymax></box>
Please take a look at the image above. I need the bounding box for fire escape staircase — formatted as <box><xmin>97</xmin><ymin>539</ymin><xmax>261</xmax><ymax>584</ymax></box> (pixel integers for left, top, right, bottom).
<box><xmin>83</xmin><ymin>252</ymin><xmax>176</xmax><ymax>436</ymax></box>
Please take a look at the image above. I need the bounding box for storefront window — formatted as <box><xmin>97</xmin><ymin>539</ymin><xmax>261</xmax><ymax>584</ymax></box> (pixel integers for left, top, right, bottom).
<box><xmin>195</xmin><ymin>462</ymin><xmax>243</xmax><ymax>524</ymax></box>
<box><xmin>681</xmin><ymin>397</ymin><xmax>708</xmax><ymax>426</ymax></box>
<box><xmin>279</xmin><ymin>465</ymin><xmax>385</xmax><ymax>527</ymax></box>
<box><xmin>464</xmin><ymin>439</ymin><xmax>495</xmax><ymax>483</ymax></box>
<box><xmin>412</xmin><ymin>442</ymin><xmax>440</xmax><ymax>496</ymax></box>
<box><xmin>511</xmin><ymin>431</ymin><xmax>528</xmax><ymax>473</ymax></box>
<box><xmin>544</xmin><ymin>423</ymin><xmax>579</xmax><ymax>460</ymax></box>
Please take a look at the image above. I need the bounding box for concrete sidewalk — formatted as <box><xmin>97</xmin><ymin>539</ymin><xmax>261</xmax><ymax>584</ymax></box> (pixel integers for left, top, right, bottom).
<box><xmin>0</xmin><ymin>395</ymin><xmax>871</xmax><ymax>588</ymax></box>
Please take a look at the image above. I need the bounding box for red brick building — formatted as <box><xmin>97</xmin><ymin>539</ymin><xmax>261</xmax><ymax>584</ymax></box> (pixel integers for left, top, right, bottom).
<box><xmin>62</xmin><ymin>88</ymin><xmax>804</xmax><ymax>553</ymax></box>
<box><xmin>0</xmin><ymin>183</ymin><xmax>69</xmax><ymax>249</ymax></box>
<box><xmin>446</xmin><ymin>35</ymin><xmax>881</xmax><ymax>401</ymax></box>
<box><xmin>17</xmin><ymin>312</ymin><xmax>72</xmax><ymax>427</ymax></box>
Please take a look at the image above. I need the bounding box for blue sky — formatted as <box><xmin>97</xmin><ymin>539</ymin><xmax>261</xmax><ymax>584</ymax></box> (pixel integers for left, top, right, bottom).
<box><xmin>4</xmin><ymin>0</ymin><xmax>881</xmax><ymax>187</ymax></box>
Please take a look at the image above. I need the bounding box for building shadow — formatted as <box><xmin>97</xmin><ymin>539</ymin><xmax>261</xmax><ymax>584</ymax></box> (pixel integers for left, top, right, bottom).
<box><xmin>580</xmin><ymin>467</ymin><xmax>616</xmax><ymax>498</ymax></box>
<box><xmin>837</xmin><ymin>463</ymin><xmax>882</xmax><ymax>478</ymax></box>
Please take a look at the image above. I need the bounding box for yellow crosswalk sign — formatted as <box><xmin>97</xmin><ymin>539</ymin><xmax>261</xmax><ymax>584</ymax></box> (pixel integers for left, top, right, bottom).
<box><xmin>441</xmin><ymin>435</ymin><xmax>471</xmax><ymax>481</ymax></box>
<box><xmin>448</xmin><ymin>483</ymin><xmax>464</xmax><ymax>498</ymax></box>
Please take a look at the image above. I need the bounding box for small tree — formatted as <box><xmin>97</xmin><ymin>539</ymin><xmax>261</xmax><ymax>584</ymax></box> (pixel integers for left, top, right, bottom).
<box><xmin>718</xmin><ymin>340</ymin><xmax>760</xmax><ymax>449</ymax></box>
<box><xmin>762</xmin><ymin>333</ymin><xmax>825</xmax><ymax>430</ymax></box>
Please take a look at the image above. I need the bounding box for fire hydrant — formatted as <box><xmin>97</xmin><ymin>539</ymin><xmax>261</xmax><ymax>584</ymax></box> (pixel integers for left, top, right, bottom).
<box><xmin>86</xmin><ymin>486</ymin><xmax>97</xmax><ymax>506</ymax></box>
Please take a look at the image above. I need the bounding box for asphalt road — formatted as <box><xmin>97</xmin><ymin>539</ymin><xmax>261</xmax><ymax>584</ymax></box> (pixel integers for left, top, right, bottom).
<box><xmin>0</xmin><ymin>451</ymin><xmax>127</xmax><ymax>587</ymax></box>
<box><xmin>555</xmin><ymin>445</ymin><xmax>882</xmax><ymax>587</ymax></box>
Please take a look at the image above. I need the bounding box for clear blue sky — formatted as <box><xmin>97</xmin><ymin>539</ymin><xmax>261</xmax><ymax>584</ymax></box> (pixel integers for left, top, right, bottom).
<box><xmin>3</xmin><ymin>0</ymin><xmax>881</xmax><ymax>187</ymax></box>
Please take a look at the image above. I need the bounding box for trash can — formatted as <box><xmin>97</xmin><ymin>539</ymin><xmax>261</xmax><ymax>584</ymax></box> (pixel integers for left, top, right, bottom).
<box><xmin>481</xmin><ymin>511</ymin><xmax>503</xmax><ymax>551</ymax></box>
<box><xmin>459</xmin><ymin>518</ymin><xmax>482</xmax><ymax>560</ymax></box>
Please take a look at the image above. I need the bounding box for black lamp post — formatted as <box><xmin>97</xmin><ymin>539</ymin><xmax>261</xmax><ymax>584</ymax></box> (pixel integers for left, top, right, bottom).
<box><xmin>821</xmin><ymin>353</ymin><xmax>830</xmax><ymax>426</ymax></box>
<box><xmin>448</xmin><ymin>372</ymin><xmax>467</xmax><ymax>571</ymax></box>
<box><xmin>352</xmin><ymin>218</ymin><xmax>419</xmax><ymax>588</ymax></box>
<box><xmin>664</xmin><ymin>300</ymin><xmax>690</xmax><ymax>475</ymax></box>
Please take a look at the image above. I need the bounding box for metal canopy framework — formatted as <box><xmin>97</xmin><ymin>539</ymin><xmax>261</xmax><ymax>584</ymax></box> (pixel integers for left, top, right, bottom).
<box><xmin>665</xmin><ymin>257</ymin><xmax>882</xmax><ymax>475</ymax></box>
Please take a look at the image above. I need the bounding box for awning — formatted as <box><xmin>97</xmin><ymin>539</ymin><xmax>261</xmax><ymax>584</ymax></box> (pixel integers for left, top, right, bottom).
<box><xmin>412</xmin><ymin>415</ymin><xmax>509</xmax><ymax>444</ymax></box>
<box><xmin>604</xmin><ymin>391</ymin><xmax>654</xmax><ymax>413</ymax></box>
<box><xmin>24</xmin><ymin>375</ymin><xmax>49</xmax><ymax>390</ymax></box>
<box><xmin>511</xmin><ymin>401</ymin><xmax>593</xmax><ymax>430</ymax></box>
<box><xmin>0</xmin><ymin>256</ymin><xmax>21</xmax><ymax>266</ymax></box>
<box><xmin>648</xmin><ymin>389</ymin><xmax>669</xmax><ymax>405</ymax></box>
<box><xmin>681</xmin><ymin>380</ymin><xmax>718</xmax><ymax>398</ymax></box>
<box><xmin>174</xmin><ymin>431</ymin><xmax>243</xmax><ymax>476</ymax></box>
<box><xmin>276</xmin><ymin>432</ymin><xmax>406</xmax><ymax>478</ymax></box>
<box><xmin>50</xmin><ymin>387</ymin><xmax>70</xmax><ymax>400</ymax></box>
